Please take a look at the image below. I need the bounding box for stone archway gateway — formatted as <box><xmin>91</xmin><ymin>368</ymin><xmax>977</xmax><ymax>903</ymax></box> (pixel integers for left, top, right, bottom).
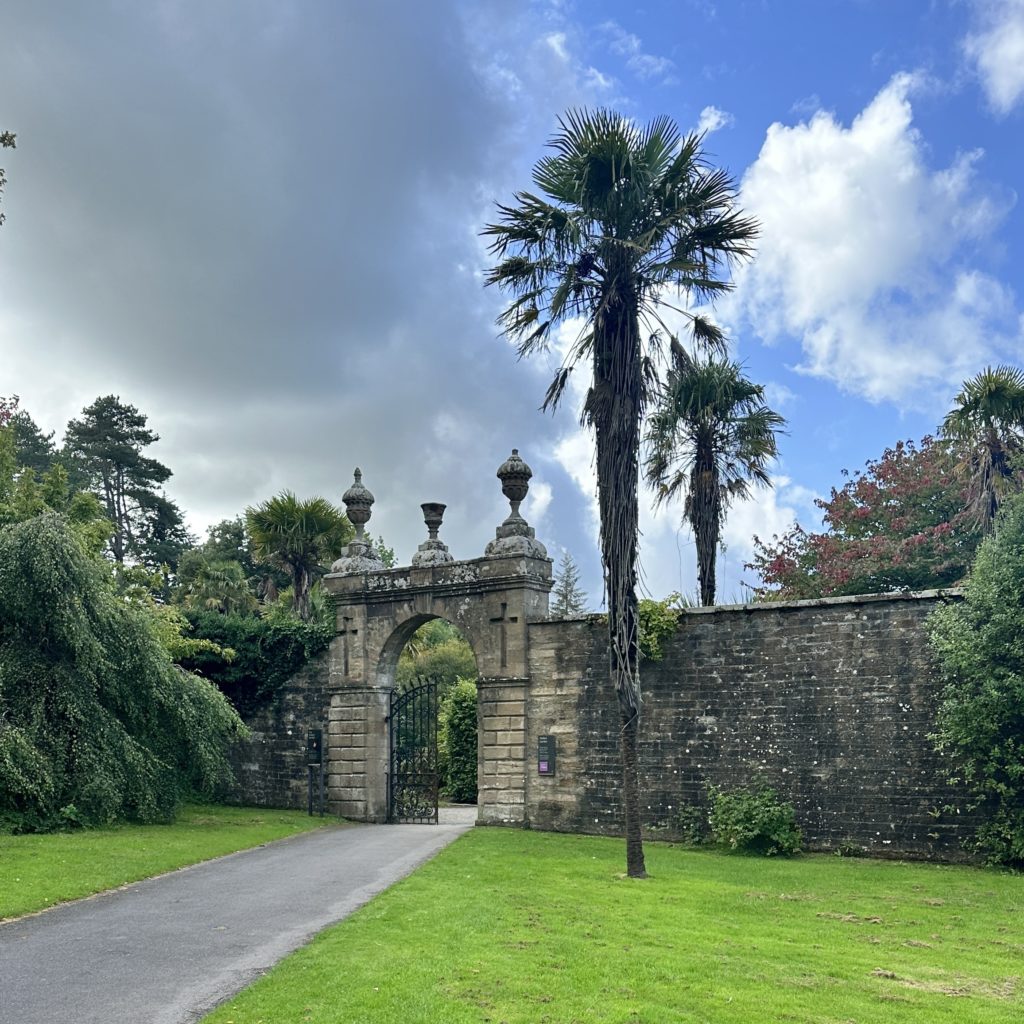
<box><xmin>322</xmin><ymin>451</ymin><xmax>552</xmax><ymax>825</ymax></box>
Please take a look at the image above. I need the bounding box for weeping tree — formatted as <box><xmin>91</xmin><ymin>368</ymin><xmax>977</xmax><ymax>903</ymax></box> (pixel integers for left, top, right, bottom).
<box><xmin>941</xmin><ymin>365</ymin><xmax>1024</xmax><ymax>532</ymax></box>
<box><xmin>245</xmin><ymin>491</ymin><xmax>351</xmax><ymax>622</ymax></box>
<box><xmin>485</xmin><ymin>109</ymin><xmax>757</xmax><ymax>877</ymax></box>
<box><xmin>0</xmin><ymin>514</ymin><xmax>245</xmax><ymax>831</ymax></box>
<box><xmin>646</xmin><ymin>349</ymin><xmax>784</xmax><ymax>605</ymax></box>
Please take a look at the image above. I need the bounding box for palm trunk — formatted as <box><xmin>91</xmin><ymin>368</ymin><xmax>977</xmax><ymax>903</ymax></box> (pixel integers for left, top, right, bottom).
<box><xmin>693</xmin><ymin>464</ymin><xmax>720</xmax><ymax>606</ymax></box>
<box><xmin>592</xmin><ymin>287</ymin><xmax>647</xmax><ymax>879</ymax></box>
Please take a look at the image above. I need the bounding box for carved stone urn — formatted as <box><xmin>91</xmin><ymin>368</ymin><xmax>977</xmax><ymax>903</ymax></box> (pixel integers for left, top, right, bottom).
<box><xmin>484</xmin><ymin>449</ymin><xmax>548</xmax><ymax>558</ymax></box>
<box><xmin>330</xmin><ymin>468</ymin><xmax>385</xmax><ymax>574</ymax></box>
<box><xmin>411</xmin><ymin>502</ymin><xmax>455</xmax><ymax>566</ymax></box>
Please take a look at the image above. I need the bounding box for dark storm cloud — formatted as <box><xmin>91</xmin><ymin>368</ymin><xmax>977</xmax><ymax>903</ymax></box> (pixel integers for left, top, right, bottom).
<box><xmin>0</xmin><ymin>1</ymin><xmax>604</xmax><ymax>574</ymax></box>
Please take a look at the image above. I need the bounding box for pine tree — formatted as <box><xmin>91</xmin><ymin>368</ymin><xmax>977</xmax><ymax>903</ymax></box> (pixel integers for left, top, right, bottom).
<box><xmin>550</xmin><ymin>550</ymin><xmax>588</xmax><ymax>617</ymax></box>
<box><xmin>63</xmin><ymin>395</ymin><xmax>189</xmax><ymax>566</ymax></box>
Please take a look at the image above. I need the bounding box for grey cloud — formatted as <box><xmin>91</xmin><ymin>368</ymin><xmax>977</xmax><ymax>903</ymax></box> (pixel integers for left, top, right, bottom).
<box><xmin>1</xmin><ymin>0</ymin><xmax>608</xmax><ymax>594</ymax></box>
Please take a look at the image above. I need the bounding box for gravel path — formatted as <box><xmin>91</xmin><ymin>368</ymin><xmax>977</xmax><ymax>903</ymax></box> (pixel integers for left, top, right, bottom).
<box><xmin>0</xmin><ymin>816</ymin><xmax>474</xmax><ymax>1024</ymax></box>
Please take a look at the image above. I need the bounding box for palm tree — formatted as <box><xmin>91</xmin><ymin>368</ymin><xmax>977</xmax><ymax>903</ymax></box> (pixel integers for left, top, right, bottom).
<box><xmin>646</xmin><ymin>349</ymin><xmax>785</xmax><ymax>605</ymax></box>
<box><xmin>485</xmin><ymin>109</ymin><xmax>757</xmax><ymax>877</ymax></box>
<box><xmin>245</xmin><ymin>492</ymin><xmax>351</xmax><ymax>621</ymax></box>
<box><xmin>942</xmin><ymin>365</ymin><xmax>1024</xmax><ymax>532</ymax></box>
<box><xmin>179</xmin><ymin>556</ymin><xmax>259</xmax><ymax>616</ymax></box>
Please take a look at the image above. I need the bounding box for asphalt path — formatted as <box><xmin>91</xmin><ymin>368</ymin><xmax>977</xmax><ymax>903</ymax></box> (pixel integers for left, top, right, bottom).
<box><xmin>0</xmin><ymin>813</ymin><xmax>474</xmax><ymax>1024</ymax></box>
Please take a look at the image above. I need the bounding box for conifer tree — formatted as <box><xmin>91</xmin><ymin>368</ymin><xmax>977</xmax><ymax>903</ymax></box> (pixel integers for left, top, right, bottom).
<box><xmin>550</xmin><ymin>550</ymin><xmax>588</xmax><ymax>617</ymax></box>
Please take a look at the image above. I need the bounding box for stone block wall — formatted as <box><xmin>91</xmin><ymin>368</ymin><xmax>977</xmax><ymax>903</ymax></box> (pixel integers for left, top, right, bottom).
<box><xmin>525</xmin><ymin>591</ymin><xmax>973</xmax><ymax>859</ymax></box>
<box><xmin>327</xmin><ymin>685</ymin><xmax>389</xmax><ymax>821</ymax></box>
<box><xmin>477</xmin><ymin>678</ymin><xmax>528</xmax><ymax>825</ymax></box>
<box><xmin>227</xmin><ymin>651</ymin><xmax>331</xmax><ymax>809</ymax></box>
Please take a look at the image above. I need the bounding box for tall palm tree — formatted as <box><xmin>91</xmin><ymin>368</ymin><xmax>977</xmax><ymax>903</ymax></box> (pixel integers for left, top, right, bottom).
<box><xmin>245</xmin><ymin>492</ymin><xmax>351</xmax><ymax>622</ymax></box>
<box><xmin>942</xmin><ymin>365</ymin><xmax>1024</xmax><ymax>532</ymax></box>
<box><xmin>646</xmin><ymin>349</ymin><xmax>785</xmax><ymax>605</ymax></box>
<box><xmin>485</xmin><ymin>109</ymin><xmax>757</xmax><ymax>877</ymax></box>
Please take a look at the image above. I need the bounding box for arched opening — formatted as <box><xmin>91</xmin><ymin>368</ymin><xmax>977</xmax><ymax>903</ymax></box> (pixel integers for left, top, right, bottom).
<box><xmin>379</xmin><ymin>615</ymin><xmax>480</xmax><ymax>822</ymax></box>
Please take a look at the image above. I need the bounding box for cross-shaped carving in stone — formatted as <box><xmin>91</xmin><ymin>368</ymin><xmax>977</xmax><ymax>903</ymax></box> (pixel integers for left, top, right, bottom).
<box><xmin>489</xmin><ymin>602</ymin><xmax>519</xmax><ymax>669</ymax></box>
<box><xmin>339</xmin><ymin>616</ymin><xmax>358</xmax><ymax>677</ymax></box>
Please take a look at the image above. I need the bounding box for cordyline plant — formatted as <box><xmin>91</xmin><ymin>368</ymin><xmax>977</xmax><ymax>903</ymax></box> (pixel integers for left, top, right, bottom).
<box><xmin>484</xmin><ymin>109</ymin><xmax>757</xmax><ymax>877</ymax></box>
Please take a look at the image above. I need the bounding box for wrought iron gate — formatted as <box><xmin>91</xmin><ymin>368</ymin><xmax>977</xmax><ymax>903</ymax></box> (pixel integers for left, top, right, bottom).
<box><xmin>387</xmin><ymin>681</ymin><xmax>439</xmax><ymax>823</ymax></box>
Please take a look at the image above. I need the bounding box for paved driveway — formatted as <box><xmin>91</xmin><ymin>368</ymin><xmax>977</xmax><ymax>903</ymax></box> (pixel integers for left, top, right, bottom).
<box><xmin>0</xmin><ymin>816</ymin><xmax>473</xmax><ymax>1024</ymax></box>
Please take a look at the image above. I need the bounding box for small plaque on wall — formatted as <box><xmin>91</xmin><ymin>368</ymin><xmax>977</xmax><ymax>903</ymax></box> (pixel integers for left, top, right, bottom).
<box><xmin>538</xmin><ymin>734</ymin><xmax>556</xmax><ymax>775</ymax></box>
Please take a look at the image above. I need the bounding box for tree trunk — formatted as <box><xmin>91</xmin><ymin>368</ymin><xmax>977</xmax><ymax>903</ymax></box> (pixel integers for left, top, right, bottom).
<box><xmin>591</xmin><ymin>282</ymin><xmax>646</xmax><ymax>879</ymax></box>
<box><xmin>619</xmin><ymin>701</ymin><xmax>646</xmax><ymax>877</ymax></box>
<box><xmin>692</xmin><ymin>463</ymin><xmax>720</xmax><ymax>607</ymax></box>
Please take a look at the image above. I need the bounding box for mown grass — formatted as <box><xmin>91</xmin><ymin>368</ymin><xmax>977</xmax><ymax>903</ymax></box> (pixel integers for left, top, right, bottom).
<box><xmin>206</xmin><ymin>829</ymin><xmax>1022</xmax><ymax>1024</ymax></box>
<box><xmin>0</xmin><ymin>804</ymin><xmax>332</xmax><ymax>920</ymax></box>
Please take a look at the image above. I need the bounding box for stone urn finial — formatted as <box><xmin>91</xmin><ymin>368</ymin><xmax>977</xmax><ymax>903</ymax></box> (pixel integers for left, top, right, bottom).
<box><xmin>342</xmin><ymin>467</ymin><xmax>374</xmax><ymax>543</ymax></box>
<box><xmin>496</xmin><ymin>449</ymin><xmax>532</xmax><ymax>525</ymax></box>
<box><xmin>412</xmin><ymin>501</ymin><xmax>455</xmax><ymax>566</ymax></box>
<box><xmin>485</xmin><ymin>449</ymin><xmax>548</xmax><ymax>559</ymax></box>
<box><xmin>330</xmin><ymin>467</ymin><xmax>384</xmax><ymax>574</ymax></box>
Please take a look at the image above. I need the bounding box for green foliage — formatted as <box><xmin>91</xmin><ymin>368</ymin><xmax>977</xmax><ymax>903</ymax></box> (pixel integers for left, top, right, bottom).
<box><xmin>439</xmin><ymin>679</ymin><xmax>478</xmax><ymax>804</ymax></box>
<box><xmin>175</xmin><ymin>550</ymin><xmax>259</xmax><ymax>616</ymax></box>
<box><xmin>486</xmin><ymin>110</ymin><xmax>757</xmax><ymax>878</ymax></box>
<box><xmin>646</xmin><ymin>350</ymin><xmax>785</xmax><ymax>605</ymax></box>
<box><xmin>941</xmin><ymin>364</ymin><xmax>1024</xmax><ymax>531</ymax></box>
<box><xmin>63</xmin><ymin>395</ymin><xmax>190</xmax><ymax>567</ymax></box>
<box><xmin>674</xmin><ymin>803</ymin><xmax>708</xmax><ymax>845</ymax></box>
<box><xmin>0</xmin><ymin>514</ymin><xmax>245</xmax><ymax>832</ymax></box>
<box><xmin>245</xmin><ymin>491</ymin><xmax>351</xmax><ymax>621</ymax></box>
<box><xmin>396</xmin><ymin>619</ymin><xmax>477</xmax><ymax>693</ymax></box>
<box><xmin>371</xmin><ymin>534</ymin><xmax>397</xmax><ymax>569</ymax></box>
<box><xmin>550</xmin><ymin>550</ymin><xmax>588</xmax><ymax>617</ymax></box>
<box><xmin>637</xmin><ymin>594</ymin><xmax>680</xmax><ymax>661</ymax></box>
<box><xmin>708</xmin><ymin>786</ymin><xmax>802</xmax><ymax>856</ymax></box>
<box><xmin>750</xmin><ymin>436</ymin><xmax>980</xmax><ymax>599</ymax></box>
<box><xmin>180</xmin><ymin>610</ymin><xmax>332</xmax><ymax>715</ymax></box>
<box><xmin>9</xmin><ymin>409</ymin><xmax>56</xmax><ymax>479</ymax></box>
<box><xmin>929</xmin><ymin>491</ymin><xmax>1024</xmax><ymax>867</ymax></box>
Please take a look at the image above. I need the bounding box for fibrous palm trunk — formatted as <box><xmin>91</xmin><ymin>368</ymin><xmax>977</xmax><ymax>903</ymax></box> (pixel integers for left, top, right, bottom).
<box><xmin>591</xmin><ymin>285</ymin><xmax>647</xmax><ymax>879</ymax></box>
<box><xmin>692</xmin><ymin>461</ymin><xmax>720</xmax><ymax>607</ymax></box>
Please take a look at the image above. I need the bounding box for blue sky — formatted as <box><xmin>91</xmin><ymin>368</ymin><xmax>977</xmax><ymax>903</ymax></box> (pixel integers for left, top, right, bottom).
<box><xmin>1</xmin><ymin>1</ymin><xmax>1022</xmax><ymax>604</ymax></box>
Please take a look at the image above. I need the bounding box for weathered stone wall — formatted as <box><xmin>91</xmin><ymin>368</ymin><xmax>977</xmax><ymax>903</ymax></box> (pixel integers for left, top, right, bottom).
<box><xmin>227</xmin><ymin>651</ymin><xmax>331</xmax><ymax>809</ymax></box>
<box><xmin>525</xmin><ymin>591</ymin><xmax>972</xmax><ymax>859</ymax></box>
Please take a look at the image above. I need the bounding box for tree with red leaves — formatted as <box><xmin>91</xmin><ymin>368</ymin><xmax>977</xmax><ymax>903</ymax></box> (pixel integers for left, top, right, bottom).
<box><xmin>748</xmin><ymin>436</ymin><xmax>983</xmax><ymax>599</ymax></box>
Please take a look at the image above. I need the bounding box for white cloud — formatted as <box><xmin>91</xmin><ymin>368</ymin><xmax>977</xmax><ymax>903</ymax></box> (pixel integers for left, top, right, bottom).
<box><xmin>729</xmin><ymin>73</ymin><xmax>1021</xmax><ymax>407</ymax></box>
<box><xmin>964</xmin><ymin>0</ymin><xmax>1024</xmax><ymax>114</ymax></box>
<box><xmin>696</xmin><ymin>105</ymin><xmax>734</xmax><ymax>135</ymax></box>
<box><xmin>600</xmin><ymin>21</ymin><xmax>677</xmax><ymax>83</ymax></box>
<box><xmin>763</xmin><ymin>381</ymin><xmax>798</xmax><ymax>409</ymax></box>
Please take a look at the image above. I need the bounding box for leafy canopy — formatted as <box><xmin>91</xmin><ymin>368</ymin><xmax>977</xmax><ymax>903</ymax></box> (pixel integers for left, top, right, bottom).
<box><xmin>929</xmin><ymin>490</ymin><xmax>1024</xmax><ymax>867</ymax></box>
<box><xmin>63</xmin><ymin>395</ymin><xmax>190</xmax><ymax>567</ymax></box>
<box><xmin>245</xmin><ymin>491</ymin><xmax>351</xmax><ymax>622</ymax></box>
<box><xmin>0</xmin><ymin>514</ymin><xmax>245</xmax><ymax>832</ymax></box>
<box><xmin>486</xmin><ymin>108</ymin><xmax>757</xmax><ymax>879</ymax></box>
<box><xmin>647</xmin><ymin>350</ymin><xmax>784</xmax><ymax>605</ymax></box>
<box><xmin>749</xmin><ymin>436</ymin><xmax>980</xmax><ymax>599</ymax></box>
<box><xmin>941</xmin><ymin>364</ymin><xmax>1024</xmax><ymax>531</ymax></box>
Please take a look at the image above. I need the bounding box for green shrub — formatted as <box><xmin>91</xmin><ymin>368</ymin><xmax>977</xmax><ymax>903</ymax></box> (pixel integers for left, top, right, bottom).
<box><xmin>439</xmin><ymin>678</ymin><xmax>477</xmax><ymax>804</ymax></box>
<box><xmin>637</xmin><ymin>594</ymin><xmax>680</xmax><ymax>661</ymax></box>
<box><xmin>180</xmin><ymin>610</ymin><xmax>332</xmax><ymax>715</ymax></box>
<box><xmin>0</xmin><ymin>514</ymin><xmax>245</xmax><ymax>832</ymax></box>
<box><xmin>929</xmin><ymin>492</ymin><xmax>1024</xmax><ymax>867</ymax></box>
<box><xmin>708</xmin><ymin>786</ymin><xmax>801</xmax><ymax>856</ymax></box>
<box><xmin>674</xmin><ymin>803</ymin><xmax>708</xmax><ymax>845</ymax></box>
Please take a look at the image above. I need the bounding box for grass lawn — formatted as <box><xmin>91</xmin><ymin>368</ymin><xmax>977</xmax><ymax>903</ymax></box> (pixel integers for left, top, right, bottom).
<box><xmin>0</xmin><ymin>804</ymin><xmax>333</xmax><ymax>920</ymax></box>
<box><xmin>205</xmin><ymin>829</ymin><xmax>1022</xmax><ymax>1024</ymax></box>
